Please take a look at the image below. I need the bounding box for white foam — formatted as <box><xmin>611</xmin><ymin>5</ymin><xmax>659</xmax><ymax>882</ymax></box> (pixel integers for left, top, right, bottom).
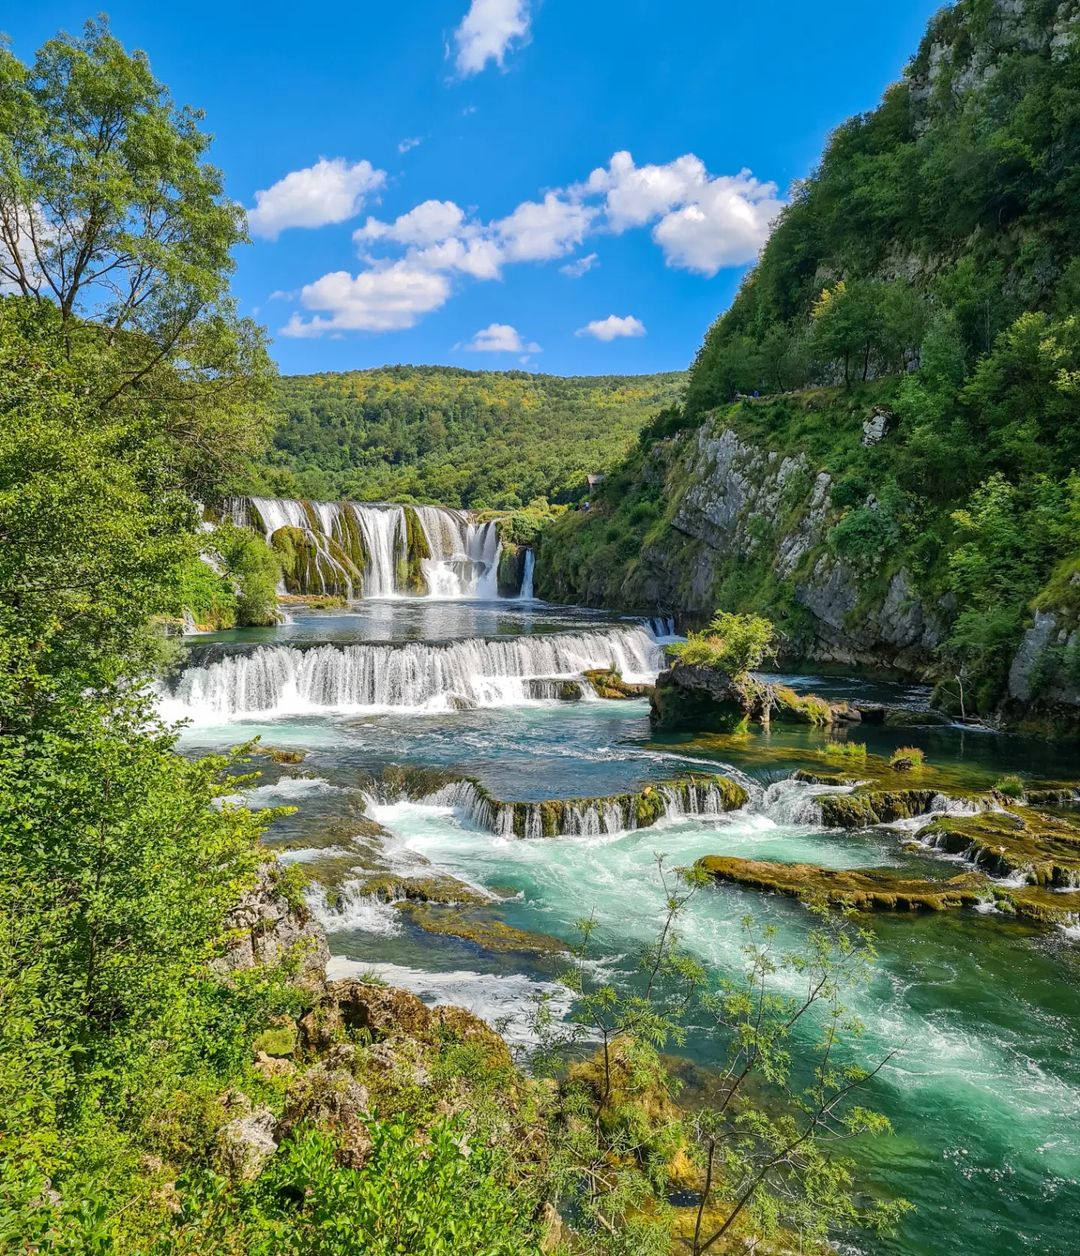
<box><xmin>325</xmin><ymin>956</ymin><xmax>575</xmax><ymax>1047</ymax></box>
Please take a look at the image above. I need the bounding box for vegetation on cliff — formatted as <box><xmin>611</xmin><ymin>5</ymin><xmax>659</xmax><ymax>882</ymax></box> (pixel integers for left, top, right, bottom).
<box><xmin>538</xmin><ymin>0</ymin><xmax>1080</xmax><ymax>718</ymax></box>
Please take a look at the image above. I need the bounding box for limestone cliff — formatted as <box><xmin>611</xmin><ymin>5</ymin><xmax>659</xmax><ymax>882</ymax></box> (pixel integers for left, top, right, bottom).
<box><xmin>537</xmin><ymin>410</ymin><xmax>949</xmax><ymax>676</ymax></box>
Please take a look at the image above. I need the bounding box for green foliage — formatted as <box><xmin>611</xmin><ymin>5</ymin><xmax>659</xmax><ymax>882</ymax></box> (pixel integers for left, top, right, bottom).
<box><xmin>824</xmin><ymin>741</ymin><xmax>868</xmax><ymax>762</ymax></box>
<box><xmin>177</xmin><ymin>556</ymin><xmax>238</xmax><ymax>630</ymax></box>
<box><xmin>247</xmin><ymin>366</ymin><xmax>685</xmax><ymax>510</ymax></box>
<box><xmin>993</xmin><ymin>774</ymin><xmax>1026</xmax><ymax>800</ymax></box>
<box><xmin>0</xmin><ymin>19</ymin><xmax>275</xmax><ymax>499</ymax></box>
<box><xmin>172</xmin><ymin>1119</ymin><xmax>541</xmax><ymax>1255</ymax></box>
<box><xmin>668</xmin><ymin>611</ymin><xmax>777</xmax><ymax>678</ymax></box>
<box><xmin>208</xmin><ymin>521</ymin><xmax>282</xmax><ymax>626</ymax></box>
<box><xmin>890</xmin><ymin>746</ymin><xmax>926</xmax><ymax>771</ymax></box>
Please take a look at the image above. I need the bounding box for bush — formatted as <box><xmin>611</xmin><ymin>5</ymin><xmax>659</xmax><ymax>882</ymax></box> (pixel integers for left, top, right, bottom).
<box><xmin>668</xmin><ymin>611</ymin><xmax>777</xmax><ymax>678</ymax></box>
<box><xmin>993</xmin><ymin>774</ymin><xmax>1026</xmax><ymax>800</ymax></box>
<box><xmin>210</xmin><ymin>522</ymin><xmax>282</xmax><ymax>626</ymax></box>
<box><xmin>890</xmin><ymin>746</ymin><xmax>926</xmax><ymax>771</ymax></box>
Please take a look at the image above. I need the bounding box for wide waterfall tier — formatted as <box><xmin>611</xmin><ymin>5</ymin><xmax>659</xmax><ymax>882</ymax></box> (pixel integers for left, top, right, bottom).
<box><xmin>163</xmin><ymin>625</ymin><xmax>663</xmax><ymax>719</ymax></box>
<box><xmin>227</xmin><ymin>496</ymin><xmax>514</xmax><ymax>600</ymax></box>
<box><xmin>418</xmin><ymin>774</ymin><xmax>750</xmax><ymax>838</ymax></box>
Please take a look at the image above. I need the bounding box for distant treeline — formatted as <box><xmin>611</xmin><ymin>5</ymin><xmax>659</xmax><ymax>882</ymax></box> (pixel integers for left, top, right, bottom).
<box><xmin>245</xmin><ymin>366</ymin><xmax>686</xmax><ymax>509</ymax></box>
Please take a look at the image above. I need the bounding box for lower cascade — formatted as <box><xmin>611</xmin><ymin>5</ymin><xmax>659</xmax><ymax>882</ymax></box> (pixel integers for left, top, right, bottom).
<box><xmin>227</xmin><ymin>495</ymin><xmax>513</xmax><ymax>600</ymax></box>
<box><xmin>163</xmin><ymin>625</ymin><xmax>662</xmax><ymax>718</ymax></box>
<box><xmin>414</xmin><ymin>774</ymin><xmax>749</xmax><ymax>838</ymax></box>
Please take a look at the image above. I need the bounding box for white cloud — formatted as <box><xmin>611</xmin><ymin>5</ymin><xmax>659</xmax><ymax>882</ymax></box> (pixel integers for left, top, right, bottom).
<box><xmin>495</xmin><ymin>192</ymin><xmax>595</xmax><ymax>262</ymax></box>
<box><xmin>398</xmin><ymin>136</ymin><xmax>422</xmax><ymax>154</ymax></box>
<box><xmin>651</xmin><ymin>173</ymin><xmax>783</xmax><ymax>274</ymax></box>
<box><xmin>464</xmin><ymin>322</ymin><xmax>539</xmax><ymax>353</ymax></box>
<box><xmin>409</xmin><ymin>236</ymin><xmax>505</xmax><ymax>280</ymax></box>
<box><xmin>586</xmin><ymin>151</ymin><xmax>783</xmax><ymax>276</ymax></box>
<box><xmin>586</xmin><ymin>151</ymin><xmax>706</xmax><ymax>231</ymax></box>
<box><xmin>576</xmin><ymin>314</ymin><xmax>646</xmax><ymax>342</ymax></box>
<box><xmin>454</xmin><ymin>0</ymin><xmax>531</xmax><ymax>76</ymax></box>
<box><xmin>248</xmin><ymin>158</ymin><xmax>386</xmax><ymax>239</ymax></box>
<box><xmin>357</xmin><ymin>200</ymin><xmax>466</xmax><ymax>246</ymax></box>
<box><xmin>280</xmin><ymin>263</ymin><xmax>451</xmax><ymax>336</ymax></box>
<box><xmin>274</xmin><ymin>148</ymin><xmax>784</xmax><ymax>337</ymax></box>
<box><xmin>560</xmin><ymin>252</ymin><xmax>598</xmax><ymax>278</ymax></box>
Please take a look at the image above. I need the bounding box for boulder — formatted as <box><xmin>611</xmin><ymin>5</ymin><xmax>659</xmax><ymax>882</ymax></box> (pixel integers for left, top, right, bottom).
<box><xmin>216</xmin><ymin>1097</ymin><xmax>278</xmax><ymax>1182</ymax></box>
<box><xmin>328</xmin><ymin>979</ymin><xmax>434</xmax><ymax>1041</ymax></box>
<box><xmin>279</xmin><ymin>1061</ymin><xmax>371</xmax><ymax>1169</ymax></box>
<box><xmin>212</xmin><ymin>863</ymin><xmax>329</xmax><ymax>994</ymax></box>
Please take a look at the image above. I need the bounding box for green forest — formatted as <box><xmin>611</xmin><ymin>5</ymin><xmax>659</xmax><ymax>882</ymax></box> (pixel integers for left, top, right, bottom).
<box><xmin>539</xmin><ymin>0</ymin><xmax>1080</xmax><ymax>718</ymax></box>
<box><xmin>248</xmin><ymin>367</ymin><xmax>686</xmax><ymax>509</ymax></box>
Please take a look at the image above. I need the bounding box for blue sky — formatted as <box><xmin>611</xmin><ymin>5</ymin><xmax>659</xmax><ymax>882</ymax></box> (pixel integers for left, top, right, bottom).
<box><xmin>7</xmin><ymin>1</ymin><xmax>944</xmax><ymax>377</ymax></box>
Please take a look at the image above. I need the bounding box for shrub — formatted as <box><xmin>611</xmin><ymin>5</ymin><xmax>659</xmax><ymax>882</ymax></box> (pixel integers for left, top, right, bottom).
<box><xmin>993</xmin><ymin>774</ymin><xmax>1026</xmax><ymax>800</ymax></box>
<box><xmin>890</xmin><ymin>746</ymin><xmax>926</xmax><ymax>771</ymax></box>
<box><xmin>823</xmin><ymin>741</ymin><xmax>868</xmax><ymax>761</ymax></box>
<box><xmin>668</xmin><ymin>611</ymin><xmax>777</xmax><ymax>678</ymax></box>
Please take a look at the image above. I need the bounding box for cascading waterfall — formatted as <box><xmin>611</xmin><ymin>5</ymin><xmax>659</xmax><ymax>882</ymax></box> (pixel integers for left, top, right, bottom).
<box><xmin>752</xmin><ymin>777</ymin><xmax>854</xmax><ymax>826</ymax></box>
<box><xmin>162</xmin><ymin>625</ymin><xmax>663</xmax><ymax>720</ymax></box>
<box><xmin>519</xmin><ymin>550</ymin><xmax>535</xmax><ymax>600</ymax></box>
<box><xmin>414</xmin><ymin>774</ymin><xmax>749</xmax><ymax>839</ymax></box>
<box><xmin>412</xmin><ymin>505</ymin><xmax>501</xmax><ymax>599</ymax></box>
<box><xmin>228</xmin><ymin>495</ymin><xmax>516</xmax><ymax>600</ymax></box>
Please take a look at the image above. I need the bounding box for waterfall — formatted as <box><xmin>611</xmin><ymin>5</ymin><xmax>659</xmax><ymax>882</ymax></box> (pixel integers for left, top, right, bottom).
<box><xmin>754</xmin><ymin>777</ymin><xmax>856</xmax><ymax>826</ymax></box>
<box><xmin>228</xmin><ymin>496</ymin><xmax>506</xmax><ymax>600</ymax></box>
<box><xmin>519</xmin><ymin>549</ymin><xmax>535</xmax><ymax>600</ymax></box>
<box><xmin>162</xmin><ymin>625</ymin><xmax>663</xmax><ymax>720</ymax></box>
<box><xmin>413</xmin><ymin>774</ymin><xmax>748</xmax><ymax>839</ymax></box>
<box><xmin>413</xmin><ymin>505</ymin><xmax>501</xmax><ymax>599</ymax></box>
<box><xmin>646</xmin><ymin>615</ymin><xmax>677</xmax><ymax>639</ymax></box>
<box><xmin>352</xmin><ymin>505</ymin><xmax>405</xmax><ymax>597</ymax></box>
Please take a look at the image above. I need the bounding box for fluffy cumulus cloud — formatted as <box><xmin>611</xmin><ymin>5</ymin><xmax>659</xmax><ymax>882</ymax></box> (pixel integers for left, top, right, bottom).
<box><xmin>454</xmin><ymin>0</ymin><xmax>531</xmax><ymax>76</ymax></box>
<box><xmin>281</xmin><ymin>263</ymin><xmax>451</xmax><ymax>336</ymax></box>
<box><xmin>494</xmin><ymin>193</ymin><xmax>595</xmax><ymax>262</ymax></box>
<box><xmin>275</xmin><ymin>148</ymin><xmax>785</xmax><ymax>337</ymax></box>
<box><xmin>248</xmin><ymin>158</ymin><xmax>386</xmax><ymax>239</ymax></box>
<box><xmin>464</xmin><ymin>322</ymin><xmax>539</xmax><ymax>352</ymax></box>
<box><xmin>576</xmin><ymin>314</ymin><xmax>646</xmax><ymax>341</ymax></box>
<box><xmin>584</xmin><ymin>151</ymin><xmax>784</xmax><ymax>275</ymax></box>
<box><xmin>357</xmin><ymin>200</ymin><xmax>466</xmax><ymax>247</ymax></box>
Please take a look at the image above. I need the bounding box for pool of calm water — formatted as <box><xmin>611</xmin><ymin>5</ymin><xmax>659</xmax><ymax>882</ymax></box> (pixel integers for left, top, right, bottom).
<box><xmin>174</xmin><ymin>599</ymin><xmax>1080</xmax><ymax>1255</ymax></box>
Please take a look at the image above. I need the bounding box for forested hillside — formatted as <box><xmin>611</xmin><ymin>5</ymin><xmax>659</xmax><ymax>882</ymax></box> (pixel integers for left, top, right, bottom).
<box><xmin>539</xmin><ymin>0</ymin><xmax>1080</xmax><ymax>724</ymax></box>
<box><xmin>247</xmin><ymin>367</ymin><xmax>686</xmax><ymax>508</ymax></box>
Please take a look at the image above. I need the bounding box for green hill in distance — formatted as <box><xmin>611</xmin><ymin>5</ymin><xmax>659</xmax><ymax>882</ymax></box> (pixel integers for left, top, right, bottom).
<box><xmin>245</xmin><ymin>365</ymin><xmax>687</xmax><ymax>509</ymax></box>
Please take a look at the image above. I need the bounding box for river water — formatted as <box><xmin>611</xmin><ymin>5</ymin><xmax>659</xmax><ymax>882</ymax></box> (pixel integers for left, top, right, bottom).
<box><xmin>168</xmin><ymin>598</ymin><xmax>1080</xmax><ymax>1255</ymax></box>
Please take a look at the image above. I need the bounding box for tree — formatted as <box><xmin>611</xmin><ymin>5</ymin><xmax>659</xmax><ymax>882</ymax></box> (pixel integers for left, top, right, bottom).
<box><xmin>0</xmin><ymin>20</ymin><xmax>273</xmax><ymax>495</ymax></box>
<box><xmin>668</xmin><ymin>611</ymin><xmax>778</xmax><ymax>678</ymax></box>
<box><xmin>531</xmin><ymin>860</ymin><xmax>909</xmax><ymax>1253</ymax></box>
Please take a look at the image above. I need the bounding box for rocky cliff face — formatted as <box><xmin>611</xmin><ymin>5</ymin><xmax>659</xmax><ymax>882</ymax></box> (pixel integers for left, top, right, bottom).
<box><xmin>539</xmin><ymin>416</ymin><xmax>949</xmax><ymax>675</ymax></box>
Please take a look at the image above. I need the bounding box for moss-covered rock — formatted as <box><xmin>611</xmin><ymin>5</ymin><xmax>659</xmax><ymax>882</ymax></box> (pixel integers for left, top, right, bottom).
<box><xmin>816</xmin><ymin>789</ymin><xmax>986</xmax><ymax>829</ymax></box>
<box><xmin>399</xmin><ymin>506</ymin><xmax>431</xmax><ymax>594</ymax></box>
<box><xmin>402</xmin><ymin>904</ymin><xmax>568</xmax><ymax>957</ymax></box>
<box><xmin>497</xmin><ymin>543</ymin><xmax>526</xmax><ymax>597</ymax></box>
<box><xmin>271</xmin><ymin>525</ymin><xmax>363</xmax><ymax>597</ymax></box>
<box><xmin>650</xmin><ymin>665</ymin><xmax>754</xmax><ymax>732</ymax></box>
<box><xmin>584</xmin><ymin>668</ymin><xmax>653</xmax><ymax>700</ymax></box>
<box><xmin>356</xmin><ymin>873</ymin><xmax>490</xmax><ymax>906</ymax></box>
<box><xmin>917</xmin><ymin>806</ymin><xmax>1080</xmax><ymax>887</ymax></box>
<box><xmin>696</xmin><ymin>853</ymin><xmax>1078</xmax><ymax>925</ymax></box>
<box><xmin>697</xmin><ymin>855</ymin><xmax>991</xmax><ymax>912</ymax></box>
